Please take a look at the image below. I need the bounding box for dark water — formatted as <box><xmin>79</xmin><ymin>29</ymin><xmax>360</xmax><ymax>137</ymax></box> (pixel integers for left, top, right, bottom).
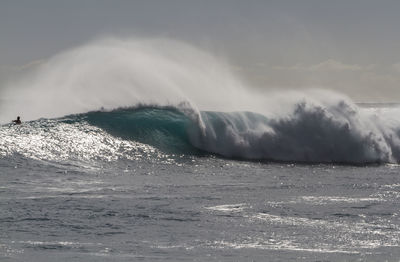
<box><xmin>1</xmin><ymin>154</ymin><xmax>400</xmax><ymax>261</ymax></box>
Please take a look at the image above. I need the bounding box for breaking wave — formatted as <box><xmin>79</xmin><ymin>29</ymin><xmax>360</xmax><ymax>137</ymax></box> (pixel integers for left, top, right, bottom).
<box><xmin>0</xmin><ymin>37</ymin><xmax>399</xmax><ymax>164</ymax></box>
<box><xmin>90</xmin><ymin>102</ymin><xmax>400</xmax><ymax>164</ymax></box>
<box><xmin>1</xmin><ymin>101</ymin><xmax>400</xmax><ymax>164</ymax></box>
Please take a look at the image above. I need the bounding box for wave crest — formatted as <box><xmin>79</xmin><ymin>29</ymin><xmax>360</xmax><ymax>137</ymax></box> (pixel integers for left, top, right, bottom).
<box><xmin>2</xmin><ymin>101</ymin><xmax>399</xmax><ymax>164</ymax></box>
<box><xmin>189</xmin><ymin>100</ymin><xmax>400</xmax><ymax>163</ymax></box>
<box><xmin>78</xmin><ymin>101</ymin><xmax>400</xmax><ymax>164</ymax></box>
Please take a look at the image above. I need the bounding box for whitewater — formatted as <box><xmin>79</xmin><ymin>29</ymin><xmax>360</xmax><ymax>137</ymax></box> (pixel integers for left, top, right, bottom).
<box><xmin>1</xmin><ymin>38</ymin><xmax>400</xmax><ymax>261</ymax></box>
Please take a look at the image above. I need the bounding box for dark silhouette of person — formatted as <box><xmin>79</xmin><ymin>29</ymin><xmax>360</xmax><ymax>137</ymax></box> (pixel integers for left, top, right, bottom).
<box><xmin>12</xmin><ymin>116</ymin><xmax>21</xmax><ymax>125</ymax></box>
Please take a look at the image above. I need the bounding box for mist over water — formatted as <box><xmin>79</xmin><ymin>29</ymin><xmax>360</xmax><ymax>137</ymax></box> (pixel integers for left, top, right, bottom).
<box><xmin>1</xmin><ymin>37</ymin><xmax>399</xmax><ymax>163</ymax></box>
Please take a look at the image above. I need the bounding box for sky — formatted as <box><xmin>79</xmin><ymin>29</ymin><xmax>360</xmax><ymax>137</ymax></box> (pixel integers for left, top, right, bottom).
<box><xmin>1</xmin><ymin>0</ymin><xmax>400</xmax><ymax>102</ymax></box>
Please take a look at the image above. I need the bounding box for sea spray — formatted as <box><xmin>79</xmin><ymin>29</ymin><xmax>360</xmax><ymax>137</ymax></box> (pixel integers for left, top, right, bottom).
<box><xmin>190</xmin><ymin>100</ymin><xmax>399</xmax><ymax>163</ymax></box>
<box><xmin>0</xmin><ymin>37</ymin><xmax>250</xmax><ymax>123</ymax></box>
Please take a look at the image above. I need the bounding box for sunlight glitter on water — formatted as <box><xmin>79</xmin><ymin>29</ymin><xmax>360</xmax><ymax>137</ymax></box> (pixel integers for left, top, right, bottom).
<box><xmin>0</xmin><ymin>119</ymin><xmax>170</xmax><ymax>163</ymax></box>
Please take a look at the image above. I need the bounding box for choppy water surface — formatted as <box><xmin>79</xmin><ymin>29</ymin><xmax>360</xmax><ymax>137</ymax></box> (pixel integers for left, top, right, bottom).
<box><xmin>1</xmin><ymin>153</ymin><xmax>399</xmax><ymax>261</ymax></box>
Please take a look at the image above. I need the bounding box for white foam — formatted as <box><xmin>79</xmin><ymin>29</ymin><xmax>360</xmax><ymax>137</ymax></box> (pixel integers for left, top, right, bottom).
<box><xmin>214</xmin><ymin>240</ymin><xmax>359</xmax><ymax>254</ymax></box>
<box><xmin>205</xmin><ymin>203</ymin><xmax>247</xmax><ymax>212</ymax></box>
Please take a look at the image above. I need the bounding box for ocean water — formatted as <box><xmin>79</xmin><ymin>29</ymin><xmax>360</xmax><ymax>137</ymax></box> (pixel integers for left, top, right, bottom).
<box><xmin>1</xmin><ymin>105</ymin><xmax>400</xmax><ymax>262</ymax></box>
<box><xmin>1</xmin><ymin>38</ymin><xmax>400</xmax><ymax>261</ymax></box>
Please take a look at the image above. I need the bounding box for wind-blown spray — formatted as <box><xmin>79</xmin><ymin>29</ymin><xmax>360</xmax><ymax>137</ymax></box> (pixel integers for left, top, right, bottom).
<box><xmin>0</xmin><ymin>38</ymin><xmax>251</xmax><ymax>122</ymax></box>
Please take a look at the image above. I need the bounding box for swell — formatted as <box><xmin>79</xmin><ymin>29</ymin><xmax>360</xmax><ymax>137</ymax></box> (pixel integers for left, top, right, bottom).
<box><xmin>69</xmin><ymin>101</ymin><xmax>400</xmax><ymax>164</ymax></box>
<box><xmin>1</xmin><ymin>101</ymin><xmax>399</xmax><ymax>164</ymax></box>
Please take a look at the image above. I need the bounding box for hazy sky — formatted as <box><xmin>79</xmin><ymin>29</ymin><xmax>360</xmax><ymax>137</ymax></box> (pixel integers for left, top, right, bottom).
<box><xmin>1</xmin><ymin>0</ymin><xmax>400</xmax><ymax>101</ymax></box>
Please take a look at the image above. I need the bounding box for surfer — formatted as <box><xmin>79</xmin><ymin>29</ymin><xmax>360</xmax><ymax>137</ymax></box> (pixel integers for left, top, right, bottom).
<box><xmin>12</xmin><ymin>116</ymin><xmax>22</xmax><ymax>125</ymax></box>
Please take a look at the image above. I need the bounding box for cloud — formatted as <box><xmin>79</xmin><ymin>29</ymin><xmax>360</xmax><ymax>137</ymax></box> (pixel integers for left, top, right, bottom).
<box><xmin>238</xmin><ymin>59</ymin><xmax>400</xmax><ymax>102</ymax></box>
<box><xmin>392</xmin><ymin>63</ymin><xmax>400</xmax><ymax>73</ymax></box>
<box><xmin>0</xmin><ymin>59</ymin><xmax>45</xmax><ymax>72</ymax></box>
<box><xmin>273</xmin><ymin>59</ymin><xmax>375</xmax><ymax>72</ymax></box>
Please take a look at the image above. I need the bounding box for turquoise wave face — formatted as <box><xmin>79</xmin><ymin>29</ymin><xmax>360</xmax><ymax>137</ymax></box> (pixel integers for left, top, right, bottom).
<box><xmin>66</xmin><ymin>104</ymin><xmax>400</xmax><ymax>164</ymax></box>
<box><xmin>81</xmin><ymin>107</ymin><xmax>203</xmax><ymax>155</ymax></box>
